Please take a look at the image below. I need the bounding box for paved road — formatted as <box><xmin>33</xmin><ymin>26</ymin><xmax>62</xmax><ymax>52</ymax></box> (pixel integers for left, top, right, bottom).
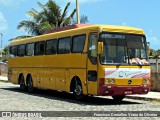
<box><xmin>0</xmin><ymin>82</ymin><xmax>159</xmax><ymax>120</ymax></box>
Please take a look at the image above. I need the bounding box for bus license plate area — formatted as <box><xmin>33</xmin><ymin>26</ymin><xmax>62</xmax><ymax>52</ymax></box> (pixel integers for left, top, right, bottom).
<box><xmin>124</xmin><ymin>91</ymin><xmax>132</xmax><ymax>95</ymax></box>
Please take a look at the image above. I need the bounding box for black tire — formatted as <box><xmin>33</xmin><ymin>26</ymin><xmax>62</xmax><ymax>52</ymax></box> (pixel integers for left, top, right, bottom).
<box><xmin>112</xmin><ymin>95</ymin><xmax>125</xmax><ymax>102</ymax></box>
<box><xmin>27</xmin><ymin>76</ymin><xmax>34</xmax><ymax>93</ymax></box>
<box><xmin>73</xmin><ymin>80</ymin><xmax>84</xmax><ymax>100</ymax></box>
<box><xmin>19</xmin><ymin>75</ymin><xmax>26</xmax><ymax>91</ymax></box>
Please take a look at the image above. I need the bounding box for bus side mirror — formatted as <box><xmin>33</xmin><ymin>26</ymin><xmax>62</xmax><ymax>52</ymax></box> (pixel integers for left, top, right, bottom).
<box><xmin>98</xmin><ymin>42</ymin><xmax>104</xmax><ymax>55</ymax></box>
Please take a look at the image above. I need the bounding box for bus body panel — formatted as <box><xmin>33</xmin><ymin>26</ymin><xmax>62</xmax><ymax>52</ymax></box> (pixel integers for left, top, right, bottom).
<box><xmin>98</xmin><ymin>65</ymin><xmax>150</xmax><ymax>96</ymax></box>
<box><xmin>69</xmin><ymin>69</ymin><xmax>87</xmax><ymax>94</ymax></box>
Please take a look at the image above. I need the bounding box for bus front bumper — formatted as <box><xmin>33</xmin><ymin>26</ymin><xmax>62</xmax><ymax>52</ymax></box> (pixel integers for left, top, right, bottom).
<box><xmin>99</xmin><ymin>84</ymin><xmax>150</xmax><ymax>96</ymax></box>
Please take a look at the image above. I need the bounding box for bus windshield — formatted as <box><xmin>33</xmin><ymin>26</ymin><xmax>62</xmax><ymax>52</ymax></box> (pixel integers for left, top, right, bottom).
<box><xmin>100</xmin><ymin>33</ymin><xmax>149</xmax><ymax>65</ymax></box>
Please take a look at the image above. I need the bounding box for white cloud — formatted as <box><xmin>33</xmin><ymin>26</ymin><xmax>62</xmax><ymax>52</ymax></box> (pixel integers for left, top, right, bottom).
<box><xmin>0</xmin><ymin>0</ymin><xmax>26</xmax><ymax>7</ymax></box>
<box><xmin>0</xmin><ymin>12</ymin><xmax>8</xmax><ymax>33</ymax></box>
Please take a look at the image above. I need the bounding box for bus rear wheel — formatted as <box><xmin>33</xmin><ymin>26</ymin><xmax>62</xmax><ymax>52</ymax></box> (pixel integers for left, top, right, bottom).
<box><xmin>73</xmin><ymin>80</ymin><xmax>84</xmax><ymax>100</ymax></box>
<box><xmin>112</xmin><ymin>95</ymin><xmax>125</xmax><ymax>102</ymax></box>
<box><xmin>27</xmin><ymin>76</ymin><xmax>34</xmax><ymax>93</ymax></box>
<box><xmin>19</xmin><ymin>76</ymin><xmax>26</xmax><ymax>91</ymax></box>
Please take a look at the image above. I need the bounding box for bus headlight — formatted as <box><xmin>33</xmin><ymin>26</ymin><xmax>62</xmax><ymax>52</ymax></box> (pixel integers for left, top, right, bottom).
<box><xmin>105</xmin><ymin>80</ymin><xmax>109</xmax><ymax>84</ymax></box>
<box><xmin>105</xmin><ymin>79</ymin><xmax>115</xmax><ymax>84</ymax></box>
<box><xmin>143</xmin><ymin>79</ymin><xmax>146</xmax><ymax>83</ymax></box>
<box><xmin>110</xmin><ymin>79</ymin><xmax>115</xmax><ymax>84</ymax></box>
<box><xmin>143</xmin><ymin>79</ymin><xmax>150</xmax><ymax>83</ymax></box>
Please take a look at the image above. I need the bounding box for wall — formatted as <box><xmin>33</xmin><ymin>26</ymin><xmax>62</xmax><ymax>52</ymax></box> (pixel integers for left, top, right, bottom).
<box><xmin>150</xmin><ymin>60</ymin><xmax>160</xmax><ymax>91</ymax></box>
<box><xmin>0</xmin><ymin>63</ymin><xmax>7</xmax><ymax>76</ymax></box>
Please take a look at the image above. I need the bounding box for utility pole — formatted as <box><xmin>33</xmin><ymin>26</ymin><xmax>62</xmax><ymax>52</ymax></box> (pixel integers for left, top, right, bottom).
<box><xmin>0</xmin><ymin>33</ymin><xmax>3</xmax><ymax>62</ymax></box>
<box><xmin>76</xmin><ymin>0</ymin><xmax>80</xmax><ymax>24</ymax></box>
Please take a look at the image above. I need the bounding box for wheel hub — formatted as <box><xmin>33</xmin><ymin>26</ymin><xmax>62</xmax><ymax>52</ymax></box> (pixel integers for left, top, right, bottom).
<box><xmin>74</xmin><ymin>85</ymin><xmax>82</xmax><ymax>95</ymax></box>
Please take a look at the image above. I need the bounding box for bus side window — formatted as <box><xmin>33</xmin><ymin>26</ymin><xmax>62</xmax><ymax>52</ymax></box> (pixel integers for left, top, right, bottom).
<box><xmin>35</xmin><ymin>41</ymin><xmax>45</xmax><ymax>55</ymax></box>
<box><xmin>58</xmin><ymin>37</ymin><xmax>71</xmax><ymax>54</ymax></box>
<box><xmin>88</xmin><ymin>33</ymin><xmax>97</xmax><ymax>64</ymax></box>
<box><xmin>72</xmin><ymin>35</ymin><xmax>86</xmax><ymax>53</ymax></box>
<box><xmin>17</xmin><ymin>44</ymin><xmax>25</xmax><ymax>57</ymax></box>
<box><xmin>26</xmin><ymin>43</ymin><xmax>34</xmax><ymax>56</ymax></box>
<box><xmin>9</xmin><ymin>46</ymin><xmax>17</xmax><ymax>58</ymax></box>
<box><xmin>46</xmin><ymin>39</ymin><xmax>57</xmax><ymax>55</ymax></box>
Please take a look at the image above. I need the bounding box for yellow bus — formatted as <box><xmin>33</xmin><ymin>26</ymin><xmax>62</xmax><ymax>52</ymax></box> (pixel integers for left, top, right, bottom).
<box><xmin>8</xmin><ymin>24</ymin><xmax>151</xmax><ymax>101</ymax></box>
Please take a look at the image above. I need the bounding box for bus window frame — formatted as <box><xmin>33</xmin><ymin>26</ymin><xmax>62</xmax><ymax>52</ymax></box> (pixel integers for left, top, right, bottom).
<box><xmin>71</xmin><ymin>34</ymin><xmax>86</xmax><ymax>53</ymax></box>
<box><xmin>57</xmin><ymin>36</ymin><xmax>72</xmax><ymax>54</ymax></box>
<box><xmin>45</xmin><ymin>38</ymin><xmax>58</xmax><ymax>55</ymax></box>
<box><xmin>34</xmin><ymin>41</ymin><xmax>46</xmax><ymax>56</ymax></box>
<box><xmin>9</xmin><ymin>45</ymin><xmax>18</xmax><ymax>57</ymax></box>
<box><xmin>25</xmin><ymin>42</ymin><xmax>35</xmax><ymax>56</ymax></box>
<box><xmin>88</xmin><ymin>32</ymin><xmax>98</xmax><ymax>65</ymax></box>
<box><xmin>17</xmin><ymin>44</ymin><xmax>26</xmax><ymax>57</ymax></box>
<box><xmin>99</xmin><ymin>32</ymin><xmax>149</xmax><ymax>66</ymax></box>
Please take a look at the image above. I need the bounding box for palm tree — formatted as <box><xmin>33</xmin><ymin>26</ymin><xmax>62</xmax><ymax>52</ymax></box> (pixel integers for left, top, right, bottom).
<box><xmin>17</xmin><ymin>0</ymin><xmax>76</xmax><ymax>36</ymax></box>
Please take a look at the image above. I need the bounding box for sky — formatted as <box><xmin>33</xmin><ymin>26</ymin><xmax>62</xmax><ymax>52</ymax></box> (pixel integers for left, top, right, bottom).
<box><xmin>0</xmin><ymin>0</ymin><xmax>160</xmax><ymax>50</ymax></box>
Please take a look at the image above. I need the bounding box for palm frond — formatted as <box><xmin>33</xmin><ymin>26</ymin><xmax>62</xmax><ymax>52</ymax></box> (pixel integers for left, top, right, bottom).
<box><xmin>27</xmin><ymin>8</ymin><xmax>42</xmax><ymax>22</ymax></box>
<box><xmin>37</xmin><ymin>2</ymin><xmax>46</xmax><ymax>12</ymax></box>
<box><xmin>9</xmin><ymin>35</ymin><xmax>32</xmax><ymax>41</ymax></box>
<box><xmin>27</xmin><ymin>10</ymin><xmax>39</xmax><ymax>20</ymax></box>
<box><xmin>39</xmin><ymin>22</ymin><xmax>55</xmax><ymax>34</ymax></box>
<box><xmin>17</xmin><ymin>20</ymin><xmax>41</xmax><ymax>35</ymax></box>
<box><xmin>61</xmin><ymin>2</ymin><xmax>70</xmax><ymax>21</ymax></box>
<box><xmin>46</xmin><ymin>0</ymin><xmax>61</xmax><ymax>15</ymax></box>
<box><xmin>68</xmin><ymin>8</ymin><xmax>76</xmax><ymax>20</ymax></box>
<box><xmin>17</xmin><ymin>0</ymin><xmax>80</xmax><ymax>36</ymax></box>
<box><xmin>60</xmin><ymin>8</ymin><xmax>76</xmax><ymax>26</ymax></box>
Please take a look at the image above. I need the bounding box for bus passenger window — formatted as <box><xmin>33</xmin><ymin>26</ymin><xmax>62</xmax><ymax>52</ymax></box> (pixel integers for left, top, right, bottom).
<box><xmin>26</xmin><ymin>43</ymin><xmax>34</xmax><ymax>56</ymax></box>
<box><xmin>35</xmin><ymin>41</ymin><xmax>45</xmax><ymax>55</ymax></box>
<box><xmin>72</xmin><ymin>35</ymin><xmax>86</xmax><ymax>53</ymax></box>
<box><xmin>17</xmin><ymin>44</ymin><xmax>25</xmax><ymax>57</ymax></box>
<box><xmin>58</xmin><ymin>37</ymin><xmax>71</xmax><ymax>54</ymax></box>
<box><xmin>9</xmin><ymin>46</ymin><xmax>17</xmax><ymax>57</ymax></box>
<box><xmin>88</xmin><ymin>33</ymin><xmax>97</xmax><ymax>64</ymax></box>
<box><xmin>46</xmin><ymin>39</ymin><xmax>57</xmax><ymax>55</ymax></box>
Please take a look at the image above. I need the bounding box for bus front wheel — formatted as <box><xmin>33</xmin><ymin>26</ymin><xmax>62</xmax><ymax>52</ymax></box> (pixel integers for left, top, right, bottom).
<box><xmin>112</xmin><ymin>95</ymin><xmax>125</xmax><ymax>102</ymax></box>
<box><xmin>73</xmin><ymin>80</ymin><xmax>84</xmax><ymax>100</ymax></box>
<box><xmin>27</xmin><ymin>76</ymin><xmax>34</xmax><ymax>93</ymax></box>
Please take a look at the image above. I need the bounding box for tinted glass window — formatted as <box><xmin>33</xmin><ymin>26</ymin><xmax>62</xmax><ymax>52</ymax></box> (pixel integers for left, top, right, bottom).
<box><xmin>35</xmin><ymin>41</ymin><xmax>45</xmax><ymax>55</ymax></box>
<box><xmin>72</xmin><ymin>35</ymin><xmax>86</xmax><ymax>53</ymax></box>
<box><xmin>9</xmin><ymin>46</ymin><xmax>17</xmax><ymax>57</ymax></box>
<box><xmin>26</xmin><ymin>43</ymin><xmax>34</xmax><ymax>56</ymax></box>
<box><xmin>46</xmin><ymin>39</ymin><xmax>57</xmax><ymax>55</ymax></box>
<box><xmin>100</xmin><ymin>33</ymin><xmax>148</xmax><ymax>65</ymax></box>
<box><xmin>17</xmin><ymin>45</ymin><xmax>25</xmax><ymax>57</ymax></box>
<box><xmin>58</xmin><ymin>37</ymin><xmax>71</xmax><ymax>54</ymax></box>
<box><xmin>88</xmin><ymin>33</ymin><xmax>97</xmax><ymax>64</ymax></box>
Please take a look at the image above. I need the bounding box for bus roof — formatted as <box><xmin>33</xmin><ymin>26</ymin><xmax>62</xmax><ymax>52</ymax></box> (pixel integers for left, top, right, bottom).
<box><xmin>10</xmin><ymin>24</ymin><xmax>145</xmax><ymax>46</ymax></box>
<box><xmin>44</xmin><ymin>24</ymin><xmax>91</xmax><ymax>34</ymax></box>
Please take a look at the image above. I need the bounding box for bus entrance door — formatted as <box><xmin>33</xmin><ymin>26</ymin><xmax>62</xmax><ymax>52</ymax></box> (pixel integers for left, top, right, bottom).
<box><xmin>87</xmin><ymin>33</ymin><xmax>98</xmax><ymax>95</ymax></box>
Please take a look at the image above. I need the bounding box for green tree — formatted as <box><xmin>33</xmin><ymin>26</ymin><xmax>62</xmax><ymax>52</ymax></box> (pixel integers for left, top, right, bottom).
<box><xmin>17</xmin><ymin>0</ymin><xmax>76</xmax><ymax>36</ymax></box>
<box><xmin>150</xmin><ymin>48</ymin><xmax>155</xmax><ymax>56</ymax></box>
<box><xmin>72</xmin><ymin>15</ymin><xmax>89</xmax><ymax>24</ymax></box>
<box><xmin>0</xmin><ymin>46</ymin><xmax>9</xmax><ymax>62</ymax></box>
<box><xmin>80</xmin><ymin>15</ymin><xmax>89</xmax><ymax>24</ymax></box>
